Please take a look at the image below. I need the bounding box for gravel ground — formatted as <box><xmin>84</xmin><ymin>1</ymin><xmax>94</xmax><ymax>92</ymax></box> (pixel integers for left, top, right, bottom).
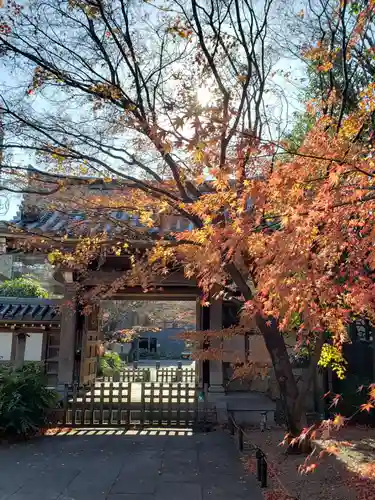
<box><xmin>240</xmin><ymin>426</ymin><xmax>375</xmax><ymax>500</ymax></box>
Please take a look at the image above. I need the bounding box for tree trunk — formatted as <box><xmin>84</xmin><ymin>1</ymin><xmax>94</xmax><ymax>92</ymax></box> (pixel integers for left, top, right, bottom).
<box><xmin>255</xmin><ymin>314</ymin><xmax>302</xmax><ymax>435</ymax></box>
<box><xmin>293</xmin><ymin>331</ymin><xmax>325</xmax><ymax>421</ymax></box>
<box><xmin>225</xmin><ymin>263</ymin><xmax>321</xmax><ymax>437</ymax></box>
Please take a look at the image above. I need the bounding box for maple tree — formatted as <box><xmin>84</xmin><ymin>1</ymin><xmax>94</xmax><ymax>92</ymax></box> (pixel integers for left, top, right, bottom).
<box><xmin>0</xmin><ymin>0</ymin><xmax>375</xmax><ymax>438</ymax></box>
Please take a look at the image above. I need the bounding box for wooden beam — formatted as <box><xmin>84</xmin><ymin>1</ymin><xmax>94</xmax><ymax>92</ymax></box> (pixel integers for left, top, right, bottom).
<box><xmin>109</xmin><ymin>294</ymin><xmax>198</xmax><ymax>301</ymax></box>
<box><xmin>0</xmin><ymin>327</ymin><xmax>60</xmax><ymax>332</ymax></box>
<box><xmin>81</xmin><ymin>270</ymin><xmax>197</xmax><ymax>287</ymax></box>
<box><xmin>0</xmin><ymin>323</ymin><xmax>60</xmax><ymax>329</ymax></box>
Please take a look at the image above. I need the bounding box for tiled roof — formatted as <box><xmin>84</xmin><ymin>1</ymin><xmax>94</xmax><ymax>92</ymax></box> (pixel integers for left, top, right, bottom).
<box><xmin>0</xmin><ymin>298</ymin><xmax>60</xmax><ymax>323</ymax></box>
<box><xmin>7</xmin><ymin>210</ymin><xmax>193</xmax><ymax>237</ymax></box>
<box><xmin>8</xmin><ymin>210</ymin><xmax>152</xmax><ymax>237</ymax></box>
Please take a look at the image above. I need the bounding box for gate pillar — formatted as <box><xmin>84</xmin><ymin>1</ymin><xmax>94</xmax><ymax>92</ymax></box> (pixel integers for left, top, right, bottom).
<box><xmin>57</xmin><ymin>285</ymin><xmax>77</xmax><ymax>387</ymax></box>
<box><xmin>208</xmin><ymin>289</ymin><xmax>224</xmax><ymax>394</ymax></box>
<box><xmin>80</xmin><ymin>303</ymin><xmax>100</xmax><ymax>385</ymax></box>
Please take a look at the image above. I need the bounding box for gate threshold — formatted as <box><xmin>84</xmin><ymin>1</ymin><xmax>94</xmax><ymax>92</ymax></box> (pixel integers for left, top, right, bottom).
<box><xmin>43</xmin><ymin>426</ymin><xmax>196</xmax><ymax>437</ymax></box>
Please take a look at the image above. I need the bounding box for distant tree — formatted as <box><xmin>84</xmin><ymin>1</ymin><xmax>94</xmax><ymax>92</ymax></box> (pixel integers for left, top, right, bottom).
<box><xmin>0</xmin><ymin>276</ymin><xmax>49</xmax><ymax>298</ymax></box>
<box><xmin>284</xmin><ymin>110</ymin><xmax>315</xmax><ymax>153</ymax></box>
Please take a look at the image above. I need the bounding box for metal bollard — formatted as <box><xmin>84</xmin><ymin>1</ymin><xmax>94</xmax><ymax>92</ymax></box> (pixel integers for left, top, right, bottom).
<box><xmin>260</xmin><ymin>454</ymin><xmax>268</xmax><ymax>488</ymax></box>
<box><xmin>228</xmin><ymin>417</ymin><xmax>235</xmax><ymax>436</ymax></box>
<box><xmin>238</xmin><ymin>426</ymin><xmax>244</xmax><ymax>452</ymax></box>
<box><xmin>260</xmin><ymin>411</ymin><xmax>267</xmax><ymax>432</ymax></box>
<box><xmin>256</xmin><ymin>449</ymin><xmax>262</xmax><ymax>482</ymax></box>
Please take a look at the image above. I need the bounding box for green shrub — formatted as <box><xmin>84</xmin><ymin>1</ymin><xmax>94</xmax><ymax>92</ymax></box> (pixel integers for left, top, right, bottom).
<box><xmin>0</xmin><ymin>276</ymin><xmax>49</xmax><ymax>298</ymax></box>
<box><xmin>0</xmin><ymin>363</ymin><xmax>58</xmax><ymax>436</ymax></box>
<box><xmin>98</xmin><ymin>351</ymin><xmax>123</xmax><ymax>376</ymax></box>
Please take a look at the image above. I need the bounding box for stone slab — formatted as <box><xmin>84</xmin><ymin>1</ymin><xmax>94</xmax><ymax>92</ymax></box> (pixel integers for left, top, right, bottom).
<box><xmin>0</xmin><ymin>430</ymin><xmax>262</xmax><ymax>500</ymax></box>
<box><xmin>155</xmin><ymin>482</ymin><xmax>202</xmax><ymax>500</ymax></box>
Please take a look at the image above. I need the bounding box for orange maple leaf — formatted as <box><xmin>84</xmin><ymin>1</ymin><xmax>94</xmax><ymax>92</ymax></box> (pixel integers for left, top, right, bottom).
<box><xmin>305</xmin><ymin>463</ymin><xmax>318</xmax><ymax>473</ymax></box>
<box><xmin>340</xmin><ymin>441</ymin><xmax>353</xmax><ymax>447</ymax></box>
<box><xmin>368</xmin><ymin>386</ymin><xmax>375</xmax><ymax>401</ymax></box>
<box><xmin>360</xmin><ymin>402</ymin><xmax>374</xmax><ymax>413</ymax></box>
<box><xmin>329</xmin><ymin>393</ymin><xmax>342</xmax><ymax>408</ymax></box>
<box><xmin>325</xmin><ymin>445</ymin><xmax>339</xmax><ymax>455</ymax></box>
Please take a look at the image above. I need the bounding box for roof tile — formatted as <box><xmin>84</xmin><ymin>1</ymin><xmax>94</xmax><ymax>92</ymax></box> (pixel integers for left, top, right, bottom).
<box><xmin>0</xmin><ymin>298</ymin><xmax>60</xmax><ymax>323</ymax></box>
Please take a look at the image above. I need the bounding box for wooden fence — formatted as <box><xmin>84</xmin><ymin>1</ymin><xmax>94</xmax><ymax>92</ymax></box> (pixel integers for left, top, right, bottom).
<box><xmin>102</xmin><ymin>367</ymin><xmax>196</xmax><ymax>384</ymax></box>
<box><xmin>103</xmin><ymin>368</ymin><xmax>151</xmax><ymax>382</ymax></box>
<box><xmin>155</xmin><ymin>367</ymin><xmax>196</xmax><ymax>383</ymax></box>
<box><xmin>49</xmin><ymin>381</ymin><xmax>213</xmax><ymax>428</ymax></box>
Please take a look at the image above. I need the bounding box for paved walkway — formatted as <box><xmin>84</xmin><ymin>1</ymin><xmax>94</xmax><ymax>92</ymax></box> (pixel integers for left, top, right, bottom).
<box><xmin>0</xmin><ymin>429</ymin><xmax>263</xmax><ymax>500</ymax></box>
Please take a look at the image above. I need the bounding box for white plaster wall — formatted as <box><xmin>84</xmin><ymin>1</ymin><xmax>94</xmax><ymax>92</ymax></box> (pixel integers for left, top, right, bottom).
<box><xmin>24</xmin><ymin>333</ymin><xmax>43</xmax><ymax>361</ymax></box>
<box><xmin>0</xmin><ymin>332</ymin><xmax>13</xmax><ymax>361</ymax></box>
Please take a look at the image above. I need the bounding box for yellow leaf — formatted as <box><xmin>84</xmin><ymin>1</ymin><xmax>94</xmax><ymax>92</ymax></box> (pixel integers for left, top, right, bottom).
<box><xmin>193</xmin><ymin>149</ymin><xmax>204</xmax><ymax>163</ymax></box>
<box><xmin>163</xmin><ymin>141</ymin><xmax>172</xmax><ymax>154</ymax></box>
<box><xmin>333</xmin><ymin>414</ymin><xmax>346</xmax><ymax>429</ymax></box>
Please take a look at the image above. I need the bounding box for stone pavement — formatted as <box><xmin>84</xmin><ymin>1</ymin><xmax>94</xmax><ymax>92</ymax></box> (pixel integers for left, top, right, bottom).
<box><xmin>0</xmin><ymin>429</ymin><xmax>263</xmax><ymax>500</ymax></box>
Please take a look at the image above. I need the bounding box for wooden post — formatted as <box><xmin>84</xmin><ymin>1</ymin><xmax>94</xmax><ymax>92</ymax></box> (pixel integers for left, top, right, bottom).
<box><xmin>118</xmin><ymin>382</ymin><xmax>123</xmax><ymax>426</ymax></box>
<box><xmin>140</xmin><ymin>383</ymin><xmax>145</xmax><ymax>427</ymax></box>
<box><xmin>90</xmin><ymin>381</ymin><xmax>95</xmax><ymax>425</ymax></box>
<box><xmin>168</xmin><ymin>383</ymin><xmax>173</xmax><ymax>425</ymax></box>
<box><xmin>109</xmin><ymin>381</ymin><xmax>114</xmax><ymax>426</ymax></box>
<box><xmin>63</xmin><ymin>383</ymin><xmax>69</xmax><ymax>426</ymax></box>
<box><xmin>71</xmin><ymin>382</ymin><xmax>78</xmax><ymax>426</ymax></box>
<box><xmin>14</xmin><ymin>332</ymin><xmax>26</xmax><ymax>369</ymax></box>
<box><xmin>99</xmin><ymin>382</ymin><xmax>105</xmax><ymax>426</ymax></box>
<box><xmin>176</xmin><ymin>382</ymin><xmax>181</xmax><ymax>425</ymax></box>
<box><xmin>81</xmin><ymin>382</ymin><xmax>87</xmax><ymax>426</ymax></box>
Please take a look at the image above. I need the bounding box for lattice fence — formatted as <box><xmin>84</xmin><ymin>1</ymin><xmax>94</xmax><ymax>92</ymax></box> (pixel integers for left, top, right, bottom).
<box><xmin>48</xmin><ymin>381</ymin><xmax>214</xmax><ymax>428</ymax></box>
